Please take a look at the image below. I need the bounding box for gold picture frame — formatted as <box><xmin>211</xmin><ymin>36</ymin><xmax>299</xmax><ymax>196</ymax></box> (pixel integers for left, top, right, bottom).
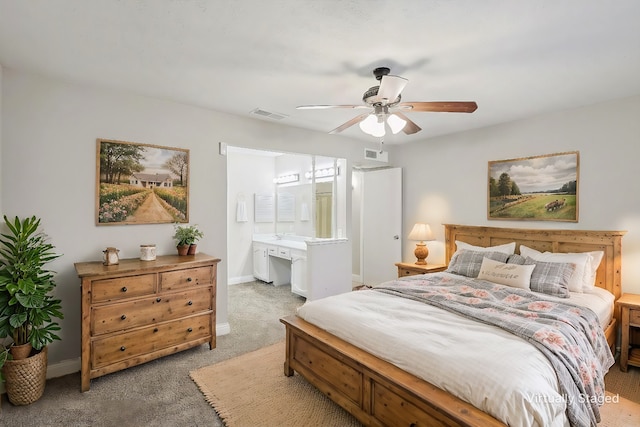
<box><xmin>488</xmin><ymin>151</ymin><xmax>579</xmax><ymax>222</ymax></box>
<box><xmin>96</xmin><ymin>138</ymin><xmax>189</xmax><ymax>225</ymax></box>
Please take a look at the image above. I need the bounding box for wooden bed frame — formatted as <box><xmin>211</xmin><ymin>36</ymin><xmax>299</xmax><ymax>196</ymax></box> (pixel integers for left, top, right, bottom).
<box><xmin>281</xmin><ymin>224</ymin><xmax>625</xmax><ymax>427</ymax></box>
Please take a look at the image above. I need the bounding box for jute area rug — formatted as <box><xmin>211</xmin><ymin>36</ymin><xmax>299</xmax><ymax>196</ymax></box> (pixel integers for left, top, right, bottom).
<box><xmin>191</xmin><ymin>341</ymin><xmax>639</xmax><ymax>427</ymax></box>
<box><xmin>190</xmin><ymin>341</ymin><xmax>361</xmax><ymax>426</ymax></box>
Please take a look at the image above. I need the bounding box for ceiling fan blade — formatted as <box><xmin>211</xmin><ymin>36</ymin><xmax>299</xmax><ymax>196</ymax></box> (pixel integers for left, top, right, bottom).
<box><xmin>397</xmin><ymin>101</ymin><xmax>478</xmax><ymax>113</ymax></box>
<box><xmin>329</xmin><ymin>113</ymin><xmax>371</xmax><ymax>134</ymax></box>
<box><xmin>393</xmin><ymin>112</ymin><xmax>422</xmax><ymax>135</ymax></box>
<box><xmin>297</xmin><ymin>104</ymin><xmax>368</xmax><ymax>110</ymax></box>
<box><xmin>377</xmin><ymin>75</ymin><xmax>408</xmax><ymax>104</ymax></box>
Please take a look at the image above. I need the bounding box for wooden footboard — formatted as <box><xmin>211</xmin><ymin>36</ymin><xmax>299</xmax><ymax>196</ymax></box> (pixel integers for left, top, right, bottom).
<box><xmin>281</xmin><ymin>315</ymin><xmax>506</xmax><ymax>427</ymax></box>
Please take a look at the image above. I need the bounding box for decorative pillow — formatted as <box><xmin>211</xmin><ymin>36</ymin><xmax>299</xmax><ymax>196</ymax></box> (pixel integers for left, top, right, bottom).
<box><xmin>506</xmin><ymin>253</ymin><xmax>527</xmax><ymax>264</ymax></box>
<box><xmin>446</xmin><ymin>250</ymin><xmax>510</xmax><ymax>278</ymax></box>
<box><xmin>507</xmin><ymin>254</ymin><xmax>574</xmax><ymax>297</ymax></box>
<box><xmin>519</xmin><ymin>245</ymin><xmax>589</xmax><ymax>293</ymax></box>
<box><xmin>456</xmin><ymin>240</ymin><xmax>516</xmax><ymax>255</ymax></box>
<box><xmin>525</xmin><ymin>257</ymin><xmax>574</xmax><ymax>298</ymax></box>
<box><xmin>477</xmin><ymin>257</ymin><xmax>535</xmax><ymax>289</ymax></box>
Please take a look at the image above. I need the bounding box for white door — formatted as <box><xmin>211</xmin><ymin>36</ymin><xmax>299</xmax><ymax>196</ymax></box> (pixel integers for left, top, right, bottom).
<box><xmin>361</xmin><ymin>167</ymin><xmax>402</xmax><ymax>286</ymax></box>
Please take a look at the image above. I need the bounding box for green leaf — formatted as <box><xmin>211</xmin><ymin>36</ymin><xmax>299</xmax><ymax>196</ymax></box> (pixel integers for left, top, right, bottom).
<box><xmin>9</xmin><ymin>312</ymin><xmax>27</xmax><ymax>328</ymax></box>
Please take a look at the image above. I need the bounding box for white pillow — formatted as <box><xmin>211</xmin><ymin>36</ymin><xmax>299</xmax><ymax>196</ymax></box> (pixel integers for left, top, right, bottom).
<box><xmin>519</xmin><ymin>245</ymin><xmax>590</xmax><ymax>293</ymax></box>
<box><xmin>477</xmin><ymin>257</ymin><xmax>535</xmax><ymax>289</ymax></box>
<box><xmin>583</xmin><ymin>250</ymin><xmax>604</xmax><ymax>291</ymax></box>
<box><xmin>455</xmin><ymin>240</ymin><xmax>516</xmax><ymax>255</ymax></box>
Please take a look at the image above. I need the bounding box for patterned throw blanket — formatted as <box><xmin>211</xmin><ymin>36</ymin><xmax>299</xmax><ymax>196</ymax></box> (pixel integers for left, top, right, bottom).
<box><xmin>374</xmin><ymin>274</ymin><xmax>614</xmax><ymax>427</ymax></box>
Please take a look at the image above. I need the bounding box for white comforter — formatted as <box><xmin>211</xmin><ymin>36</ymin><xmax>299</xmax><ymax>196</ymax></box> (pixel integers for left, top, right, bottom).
<box><xmin>296</xmin><ymin>277</ymin><xmax>612</xmax><ymax>427</ymax></box>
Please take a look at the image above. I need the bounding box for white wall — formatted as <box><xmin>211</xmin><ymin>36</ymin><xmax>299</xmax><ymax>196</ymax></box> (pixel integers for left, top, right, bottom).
<box><xmin>227</xmin><ymin>151</ymin><xmax>275</xmax><ymax>283</ymax></box>
<box><xmin>1</xmin><ymin>69</ymin><xmax>369</xmax><ymax>366</ymax></box>
<box><xmin>396</xmin><ymin>95</ymin><xmax>640</xmax><ymax>294</ymax></box>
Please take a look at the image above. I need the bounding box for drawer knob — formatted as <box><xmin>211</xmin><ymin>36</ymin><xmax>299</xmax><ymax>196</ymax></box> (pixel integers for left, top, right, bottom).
<box><xmin>187</xmin><ymin>327</ymin><xmax>193</xmax><ymax>333</ymax></box>
<box><xmin>120</xmin><ymin>314</ymin><xmax>127</xmax><ymax>320</ymax></box>
<box><xmin>187</xmin><ymin>300</ymin><xmax>193</xmax><ymax>306</ymax></box>
<box><xmin>156</xmin><ymin>298</ymin><xmax>161</xmax><ymax>303</ymax></box>
<box><xmin>187</xmin><ymin>277</ymin><xmax>193</xmax><ymax>282</ymax></box>
<box><xmin>153</xmin><ymin>328</ymin><xmax>158</xmax><ymax>333</ymax></box>
<box><xmin>120</xmin><ymin>346</ymin><xmax>126</xmax><ymax>351</ymax></box>
<box><xmin>121</xmin><ymin>286</ymin><xmax>127</xmax><ymax>292</ymax></box>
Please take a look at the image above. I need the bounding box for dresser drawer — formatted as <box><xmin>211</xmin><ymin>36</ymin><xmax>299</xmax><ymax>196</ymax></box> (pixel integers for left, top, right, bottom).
<box><xmin>159</xmin><ymin>266</ymin><xmax>214</xmax><ymax>291</ymax></box>
<box><xmin>630</xmin><ymin>308</ymin><xmax>640</xmax><ymax>326</ymax></box>
<box><xmin>91</xmin><ymin>313</ymin><xmax>212</xmax><ymax>369</ymax></box>
<box><xmin>92</xmin><ymin>274</ymin><xmax>156</xmax><ymax>303</ymax></box>
<box><xmin>398</xmin><ymin>268</ymin><xmax>419</xmax><ymax>277</ymax></box>
<box><xmin>92</xmin><ymin>288</ymin><xmax>213</xmax><ymax>335</ymax></box>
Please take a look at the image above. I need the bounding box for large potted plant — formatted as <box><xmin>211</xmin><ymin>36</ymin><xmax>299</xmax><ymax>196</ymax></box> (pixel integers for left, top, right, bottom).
<box><xmin>0</xmin><ymin>215</ymin><xmax>64</xmax><ymax>405</ymax></box>
<box><xmin>173</xmin><ymin>224</ymin><xmax>204</xmax><ymax>255</ymax></box>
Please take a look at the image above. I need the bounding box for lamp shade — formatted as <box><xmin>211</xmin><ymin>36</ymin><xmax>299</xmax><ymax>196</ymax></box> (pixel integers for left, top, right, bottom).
<box><xmin>359</xmin><ymin>114</ymin><xmax>385</xmax><ymax>137</ymax></box>
<box><xmin>386</xmin><ymin>113</ymin><xmax>407</xmax><ymax>134</ymax></box>
<box><xmin>408</xmin><ymin>223</ymin><xmax>434</xmax><ymax>242</ymax></box>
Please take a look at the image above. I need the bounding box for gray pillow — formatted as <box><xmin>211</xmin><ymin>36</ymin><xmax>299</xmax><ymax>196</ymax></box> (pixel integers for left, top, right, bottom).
<box><xmin>507</xmin><ymin>254</ymin><xmax>574</xmax><ymax>298</ymax></box>
<box><xmin>446</xmin><ymin>250</ymin><xmax>509</xmax><ymax>278</ymax></box>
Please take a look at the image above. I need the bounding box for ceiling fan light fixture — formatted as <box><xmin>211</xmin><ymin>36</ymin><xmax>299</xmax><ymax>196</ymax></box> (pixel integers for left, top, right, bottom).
<box><xmin>377</xmin><ymin>75</ymin><xmax>408</xmax><ymax>105</ymax></box>
<box><xmin>387</xmin><ymin>113</ymin><xmax>407</xmax><ymax>134</ymax></box>
<box><xmin>359</xmin><ymin>114</ymin><xmax>385</xmax><ymax>137</ymax></box>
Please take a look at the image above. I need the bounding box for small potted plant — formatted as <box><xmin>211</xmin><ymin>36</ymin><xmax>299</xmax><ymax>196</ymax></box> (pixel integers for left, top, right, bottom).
<box><xmin>173</xmin><ymin>224</ymin><xmax>204</xmax><ymax>256</ymax></box>
<box><xmin>0</xmin><ymin>215</ymin><xmax>64</xmax><ymax>405</ymax></box>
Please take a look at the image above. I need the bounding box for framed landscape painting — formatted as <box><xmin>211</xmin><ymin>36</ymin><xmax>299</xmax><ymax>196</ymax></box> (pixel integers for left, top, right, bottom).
<box><xmin>488</xmin><ymin>151</ymin><xmax>579</xmax><ymax>222</ymax></box>
<box><xmin>96</xmin><ymin>139</ymin><xmax>189</xmax><ymax>225</ymax></box>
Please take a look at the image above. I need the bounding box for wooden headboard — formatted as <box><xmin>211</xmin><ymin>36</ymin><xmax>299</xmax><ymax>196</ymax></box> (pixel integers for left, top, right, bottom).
<box><xmin>444</xmin><ymin>224</ymin><xmax>626</xmax><ymax>320</ymax></box>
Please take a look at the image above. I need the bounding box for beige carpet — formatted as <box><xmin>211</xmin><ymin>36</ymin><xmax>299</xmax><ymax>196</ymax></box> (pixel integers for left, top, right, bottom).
<box><xmin>192</xmin><ymin>341</ymin><xmax>640</xmax><ymax>427</ymax></box>
<box><xmin>190</xmin><ymin>342</ymin><xmax>361</xmax><ymax>427</ymax></box>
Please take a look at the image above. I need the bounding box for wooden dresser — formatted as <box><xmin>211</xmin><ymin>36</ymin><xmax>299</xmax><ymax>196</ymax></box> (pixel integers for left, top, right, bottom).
<box><xmin>74</xmin><ymin>253</ymin><xmax>220</xmax><ymax>391</ymax></box>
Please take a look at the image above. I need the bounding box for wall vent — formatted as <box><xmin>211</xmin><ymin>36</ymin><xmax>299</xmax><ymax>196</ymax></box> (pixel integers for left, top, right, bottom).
<box><xmin>364</xmin><ymin>148</ymin><xmax>388</xmax><ymax>163</ymax></box>
<box><xmin>250</xmin><ymin>108</ymin><xmax>288</xmax><ymax>120</ymax></box>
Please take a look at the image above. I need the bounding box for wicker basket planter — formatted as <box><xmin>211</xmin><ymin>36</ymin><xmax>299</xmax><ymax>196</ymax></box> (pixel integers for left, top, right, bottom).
<box><xmin>2</xmin><ymin>346</ymin><xmax>48</xmax><ymax>405</ymax></box>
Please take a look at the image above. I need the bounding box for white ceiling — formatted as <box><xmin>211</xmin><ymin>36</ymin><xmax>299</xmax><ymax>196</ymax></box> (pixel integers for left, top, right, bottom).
<box><xmin>1</xmin><ymin>1</ymin><xmax>639</xmax><ymax>144</ymax></box>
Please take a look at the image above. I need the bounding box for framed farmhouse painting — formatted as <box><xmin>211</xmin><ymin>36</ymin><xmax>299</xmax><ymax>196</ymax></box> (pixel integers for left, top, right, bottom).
<box><xmin>96</xmin><ymin>139</ymin><xmax>189</xmax><ymax>225</ymax></box>
<box><xmin>488</xmin><ymin>151</ymin><xmax>579</xmax><ymax>222</ymax></box>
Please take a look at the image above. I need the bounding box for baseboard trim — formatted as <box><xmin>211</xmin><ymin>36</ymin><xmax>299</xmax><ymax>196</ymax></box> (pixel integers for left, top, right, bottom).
<box><xmin>228</xmin><ymin>275</ymin><xmax>255</xmax><ymax>285</ymax></box>
<box><xmin>217</xmin><ymin>322</ymin><xmax>231</xmax><ymax>336</ymax></box>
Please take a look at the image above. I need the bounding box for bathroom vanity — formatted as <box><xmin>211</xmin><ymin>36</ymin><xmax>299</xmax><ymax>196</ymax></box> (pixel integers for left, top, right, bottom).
<box><xmin>252</xmin><ymin>235</ymin><xmax>350</xmax><ymax>301</ymax></box>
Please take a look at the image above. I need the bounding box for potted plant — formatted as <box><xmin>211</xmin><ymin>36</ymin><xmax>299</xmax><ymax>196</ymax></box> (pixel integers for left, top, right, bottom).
<box><xmin>0</xmin><ymin>343</ymin><xmax>8</xmax><ymax>375</ymax></box>
<box><xmin>0</xmin><ymin>215</ymin><xmax>63</xmax><ymax>405</ymax></box>
<box><xmin>173</xmin><ymin>224</ymin><xmax>204</xmax><ymax>256</ymax></box>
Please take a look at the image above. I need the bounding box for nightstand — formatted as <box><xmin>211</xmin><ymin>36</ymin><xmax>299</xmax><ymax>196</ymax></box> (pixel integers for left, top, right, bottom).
<box><xmin>395</xmin><ymin>262</ymin><xmax>447</xmax><ymax>278</ymax></box>
<box><xmin>617</xmin><ymin>293</ymin><xmax>640</xmax><ymax>372</ymax></box>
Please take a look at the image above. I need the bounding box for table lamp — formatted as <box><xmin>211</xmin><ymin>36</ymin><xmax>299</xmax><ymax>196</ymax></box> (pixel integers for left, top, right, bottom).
<box><xmin>408</xmin><ymin>223</ymin><xmax>434</xmax><ymax>265</ymax></box>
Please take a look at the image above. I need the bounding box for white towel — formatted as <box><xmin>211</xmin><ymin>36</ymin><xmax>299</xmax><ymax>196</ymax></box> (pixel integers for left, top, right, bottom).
<box><xmin>236</xmin><ymin>201</ymin><xmax>248</xmax><ymax>222</ymax></box>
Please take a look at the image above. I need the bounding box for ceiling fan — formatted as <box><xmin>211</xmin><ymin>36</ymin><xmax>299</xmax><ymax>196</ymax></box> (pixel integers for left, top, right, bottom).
<box><xmin>297</xmin><ymin>67</ymin><xmax>477</xmax><ymax>137</ymax></box>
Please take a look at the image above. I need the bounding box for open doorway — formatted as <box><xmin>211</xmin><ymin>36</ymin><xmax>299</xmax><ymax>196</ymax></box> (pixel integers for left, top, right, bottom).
<box><xmin>224</xmin><ymin>146</ymin><xmax>347</xmax><ymax>287</ymax></box>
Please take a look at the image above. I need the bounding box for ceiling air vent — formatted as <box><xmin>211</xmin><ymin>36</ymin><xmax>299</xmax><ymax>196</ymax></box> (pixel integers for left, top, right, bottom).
<box><xmin>250</xmin><ymin>108</ymin><xmax>288</xmax><ymax>121</ymax></box>
<box><xmin>364</xmin><ymin>148</ymin><xmax>388</xmax><ymax>163</ymax></box>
